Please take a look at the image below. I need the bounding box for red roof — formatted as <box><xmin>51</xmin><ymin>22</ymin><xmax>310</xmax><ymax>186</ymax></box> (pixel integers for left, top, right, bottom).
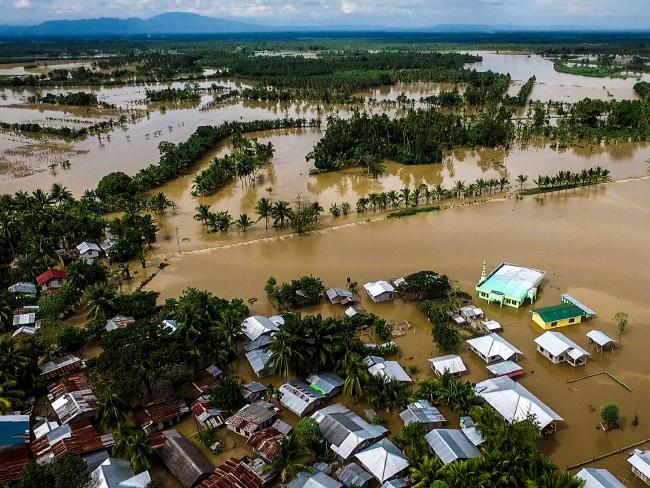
<box><xmin>36</xmin><ymin>268</ymin><xmax>66</xmax><ymax>286</ymax></box>
<box><xmin>135</xmin><ymin>400</ymin><xmax>189</xmax><ymax>431</ymax></box>
<box><xmin>31</xmin><ymin>418</ymin><xmax>113</xmax><ymax>463</ymax></box>
<box><xmin>47</xmin><ymin>371</ymin><xmax>93</xmax><ymax>398</ymax></box>
<box><xmin>40</xmin><ymin>354</ymin><xmax>85</xmax><ymax>380</ymax></box>
<box><xmin>0</xmin><ymin>446</ymin><xmax>29</xmax><ymax>483</ymax></box>
<box><xmin>191</xmin><ymin>367</ymin><xmax>222</xmax><ymax>397</ymax></box>
<box><xmin>247</xmin><ymin>427</ymin><xmax>284</xmax><ymax>460</ymax></box>
<box><xmin>196</xmin><ymin>458</ymin><xmax>263</xmax><ymax>488</ymax></box>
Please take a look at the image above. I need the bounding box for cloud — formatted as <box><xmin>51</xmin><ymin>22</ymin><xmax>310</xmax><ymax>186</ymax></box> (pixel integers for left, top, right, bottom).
<box><xmin>13</xmin><ymin>0</ymin><xmax>32</xmax><ymax>9</ymax></box>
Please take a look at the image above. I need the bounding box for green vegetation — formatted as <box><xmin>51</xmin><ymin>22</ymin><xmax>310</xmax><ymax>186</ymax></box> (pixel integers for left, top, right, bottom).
<box><xmin>601</xmin><ymin>403</ymin><xmax>621</xmax><ymax>430</ymax></box>
<box><xmin>211</xmin><ymin>376</ymin><xmax>245</xmax><ymax>411</ymax></box>
<box><xmin>27</xmin><ymin>90</ymin><xmax>116</xmax><ymax>108</ymax></box>
<box><xmin>388</xmin><ymin>205</ymin><xmax>441</xmax><ymax>219</ymax></box>
<box><xmin>0</xmin><ymin>119</ymin><xmax>123</xmax><ymax>139</ymax></box>
<box><xmin>266</xmin><ymin>275</ymin><xmax>325</xmax><ymax>310</ymax></box>
<box><xmin>397</xmin><ymin>270</ymin><xmax>452</xmax><ymax>300</ymax></box>
<box><xmin>521</xmin><ymin>167</ymin><xmax>610</xmax><ymax>195</ymax></box>
<box><xmin>15</xmin><ymin>453</ymin><xmax>91</xmax><ymax>488</ymax></box>
<box><xmin>145</xmin><ymin>83</ymin><xmax>201</xmax><ymax>103</ymax></box>
<box><xmin>615</xmin><ymin>311</ymin><xmax>629</xmax><ymax>338</ymax></box>
<box><xmin>634</xmin><ymin>81</ymin><xmax>650</xmax><ymax>98</ymax></box>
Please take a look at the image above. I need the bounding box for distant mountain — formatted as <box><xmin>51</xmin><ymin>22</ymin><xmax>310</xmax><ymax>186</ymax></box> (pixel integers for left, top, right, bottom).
<box><xmin>0</xmin><ymin>12</ymin><xmax>275</xmax><ymax>37</ymax></box>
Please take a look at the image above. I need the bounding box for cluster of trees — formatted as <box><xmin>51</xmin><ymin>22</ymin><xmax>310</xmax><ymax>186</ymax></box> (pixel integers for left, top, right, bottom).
<box><xmin>397</xmin><ymin>270</ymin><xmax>452</xmax><ymax>301</ymax></box>
<box><xmin>192</xmin><ymin>135</ymin><xmax>275</xmax><ymax>196</ymax></box>
<box><xmin>421</xmin><ymin>300</ymin><xmax>463</xmax><ymax>353</ymax></box>
<box><xmin>265</xmin><ymin>275</ymin><xmax>325</xmax><ymax>310</ymax></box>
<box><xmin>634</xmin><ymin>81</ymin><xmax>650</xmax><ymax>98</ymax></box>
<box><xmin>504</xmin><ymin>76</ymin><xmax>536</xmax><ymax>106</ymax></box>
<box><xmin>26</xmin><ymin>91</ymin><xmax>115</xmax><ymax>108</ymax></box>
<box><xmin>131</xmin><ymin>118</ymin><xmax>318</xmax><ymax>193</ymax></box>
<box><xmin>308</xmin><ymin>108</ymin><xmax>515</xmax><ymax>171</ymax></box>
<box><xmin>527</xmin><ymin>166</ymin><xmax>611</xmax><ymax>193</ymax></box>
<box><xmin>145</xmin><ymin>83</ymin><xmax>201</xmax><ymax>103</ymax></box>
<box><xmin>0</xmin><ymin>118</ymin><xmax>123</xmax><ymax>139</ymax></box>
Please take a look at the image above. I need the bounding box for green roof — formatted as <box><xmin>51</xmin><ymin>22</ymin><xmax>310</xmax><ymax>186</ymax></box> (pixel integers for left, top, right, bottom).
<box><xmin>532</xmin><ymin>303</ymin><xmax>586</xmax><ymax>323</ymax></box>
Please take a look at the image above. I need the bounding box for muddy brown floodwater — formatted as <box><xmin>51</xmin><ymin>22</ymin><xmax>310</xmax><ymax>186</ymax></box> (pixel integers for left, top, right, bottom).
<box><xmin>140</xmin><ymin>178</ymin><xmax>650</xmax><ymax>483</ymax></box>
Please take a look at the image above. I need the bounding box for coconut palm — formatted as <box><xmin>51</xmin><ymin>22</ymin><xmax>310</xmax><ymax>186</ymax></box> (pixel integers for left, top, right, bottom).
<box><xmin>266</xmin><ymin>325</ymin><xmax>303</xmax><ymax>380</ymax></box>
<box><xmin>194</xmin><ymin>204</ymin><xmax>211</xmax><ymax>226</ymax></box>
<box><xmin>271</xmin><ymin>200</ymin><xmax>292</xmax><ymax>228</ymax></box>
<box><xmin>255</xmin><ymin>197</ymin><xmax>273</xmax><ymax>229</ymax></box>
<box><xmin>0</xmin><ymin>339</ymin><xmax>30</xmax><ymax>380</ymax></box>
<box><xmin>217</xmin><ymin>308</ymin><xmax>246</xmax><ymax>357</ymax></box>
<box><xmin>329</xmin><ymin>203</ymin><xmax>341</xmax><ymax>217</ymax></box>
<box><xmin>498</xmin><ymin>177</ymin><xmax>510</xmax><ymax>192</ymax></box>
<box><xmin>0</xmin><ymin>375</ymin><xmax>24</xmax><ymax>414</ymax></box>
<box><xmin>49</xmin><ymin>183</ymin><xmax>73</xmax><ymax>204</ymax></box>
<box><xmin>113</xmin><ymin>423</ymin><xmax>155</xmax><ymax>473</ymax></box>
<box><xmin>99</xmin><ymin>390</ymin><xmax>129</xmax><ymax>429</ymax></box>
<box><xmin>341</xmin><ymin>352</ymin><xmax>368</xmax><ymax>403</ymax></box>
<box><xmin>527</xmin><ymin>471</ymin><xmax>585</xmax><ymax>488</ymax></box>
<box><xmin>262</xmin><ymin>434</ymin><xmax>314</xmax><ymax>483</ymax></box>
<box><xmin>0</xmin><ymin>212</ymin><xmax>16</xmax><ymax>254</ymax></box>
<box><xmin>516</xmin><ymin>174</ymin><xmax>528</xmax><ymax>190</ymax></box>
<box><xmin>235</xmin><ymin>214</ymin><xmax>255</xmax><ymax>233</ymax></box>
<box><xmin>454</xmin><ymin>180</ymin><xmax>466</xmax><ymax>198</ymax></box>
<box><xmin>147</xmin><ymin>192</ymin><xmax>174</xmax><ymax>215</ymax></box>
<box><xmin>411</xmin><ymin>454</ymin><xmax>442</xmax><ymax>488</ymax></box>
<box><xmin>399</xmin><ymin>187</ymin><xmax>411</xmax><ymax>207</ymax></box>
<box><xmin>85</xmin><ymin>283</ymin><xmax>117</xmax><ymax>321</ymax></box>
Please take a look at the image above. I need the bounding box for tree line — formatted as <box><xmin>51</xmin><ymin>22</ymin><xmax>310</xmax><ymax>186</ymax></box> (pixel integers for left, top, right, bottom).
<box><xmin>26</xmin><ymin>90</ymin><xmax>116</xmax><ymax>108</ymax></box>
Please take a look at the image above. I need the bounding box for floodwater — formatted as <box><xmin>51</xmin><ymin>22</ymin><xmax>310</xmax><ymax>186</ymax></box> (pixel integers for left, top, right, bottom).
<box><xmin>467</xmin><ymin>51</ymin><xmax>650</xmax><ymax>102</ymax></box>
<box><xmin>144</xmin><ymin>178</ymin><xmax>650</xmax><ymax>483</ymax></box>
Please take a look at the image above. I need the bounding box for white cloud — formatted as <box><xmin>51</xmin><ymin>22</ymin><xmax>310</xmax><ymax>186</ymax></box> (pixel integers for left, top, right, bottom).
<box><xmin>14</xmin><ymin>0</ymin><xmax>32</xmax><ymax>9</ymax></box>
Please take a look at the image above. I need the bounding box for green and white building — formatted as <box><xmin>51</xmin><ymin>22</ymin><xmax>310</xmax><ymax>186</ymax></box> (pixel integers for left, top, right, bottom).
<box><xmin>476</xmin><ymin>262</ymin><xmax>545</xmax><ymax>308</ymax></box>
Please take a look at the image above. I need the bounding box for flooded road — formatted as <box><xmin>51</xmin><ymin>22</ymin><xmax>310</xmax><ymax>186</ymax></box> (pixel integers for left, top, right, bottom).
<box><xmin>146</xmin><ymin>178</ymin><xmax>650</xmax><ymax>481</ymax></box>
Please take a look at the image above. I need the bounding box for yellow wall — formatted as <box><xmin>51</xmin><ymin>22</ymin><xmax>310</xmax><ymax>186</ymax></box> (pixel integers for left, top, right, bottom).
<box><xmin>532</xmin><ymin>313</ymin><xmax>583</xmax><ymax>330</ymax></box>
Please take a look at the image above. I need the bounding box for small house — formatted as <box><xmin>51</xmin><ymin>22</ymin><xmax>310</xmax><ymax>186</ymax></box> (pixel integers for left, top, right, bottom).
<box><xmin>99</xmin><ymin>239</ymin><xmax>116</xmax><ymax>256</ymax></box>
<box><xmin>191</xmin><ymin>396</ymin><xmax>227</xmax><ymax>430</ymax></box>
<box><xmin>459</xmin><ymin>306</ymin><xmax>484</xmax><ymax>322</ymax></box>
<box><xmin>628</xmin><ymin>450</ymin><xmax>650</xmax><ymax>486</ymax></box>
<box><xmin>196</xmin><ymin>457</ymin><xmax>264</xmax><ymax>488</ymax></box>
<box><xmin>91</xmin><ymin>457</ymin><xmax>152</xmax><ymax>488</ymax></box>
<box><xmin>105</xmin><ymin>315</ymin><xmax>135</xmax><ymax>332</ymax></box>
<box><xmin>364</xmin><ymin>356</ymin><xmax>412</xmax><ymax>384</ymax></box>
<box><xmin>475</xmin><ymin>376</ymin><xmax>563</xmax><ymax>435</ymax></box>
<box><xmin>191</xmin><ymin>365</ymin><xmax>223</xmax><ymax>398</ymax></box>
<box><xmin>476</xmin><ymin>262</ymin><xmax>544</xmax><ymax>308</ymax></box>
<box><xmin>337</xmin><ymin>463</ymin><xmax>373</xmax><ymax>488</ymax></box>
<box><xmin>8</xmin><ymin>282</ymin><xmax>36</xmax><ymax>295</ymax></box>
<box><xmin>245</xmin><ymin>349</ymin><xmax>274</xmax><ymax>379</ymax></box>
<box><xmin>241</xmin><ymin>383</ymin><xmax>266</xmax><ymax>403</ymax></box>
<box><xmin>576</xmin><ymin>467</ymin><xmax>625</xmax><ymax>488</ymax></box>
<box><xmin>425</xmin><ymin>429</ymin><xmax>482</xmax><ymax>465</ymax></box>
<box><xmin>466</xmin><ymin>333</ymin><xmax>522</xmax><ymax>364</ymax></box>
<box><xmin>311</xmin><ymin>404</ymin><xmax>387</xmax><ymax>461</ymax></box>
<box><xmin>12</xmin><ymin>313</ymin><xmax>36</xmax><ymax>329</ymax></box>
<box><xmin>135</xmin><ymin>400</ymin><xmax>190</xmax><ymax>435</ymax></box>
<box><xmin>531</xmin><ymin>294</ymin><xmax>596</xmax><ymax>330</ymax></box>
<box><xmin>40</xmin><ymin>354</ymin><xmax>85</xmax><ymax>380</ymax></box>
<box><xmin>226</xmin><ymin>401</ymin><xmax>278</xmax><ymax>438</ymax></box>
<box><xmin>428</xmin><ymin>355</ymin><xmax>467</xmax><ymax>377</ymax></box>
<box><xmin>288</xmin><ymin>470</ymin><xmax>342</xmax><ymax>488</ymax></box>
<box><xmin>534</xmin><ymin>331</ymin><xmax>590</xmax><ymax>367</ymax></box>
<box><xmin>482</xmin><ymin>319</ymin><xmax>503</xmax><ymax>333</ymax></box>
<box><xmin>586</xmin><ymin>330</ymin><xmax>617</xmax><ymax>353</ymax></box>
<box><xmin>36</xmin><ymin>268</ymin><xmax>66</xmax><ymax>292</ymax></box>
<box><xmin>363</xmin><ymin>281</ymin><xmax>395</xmax><ymax>303</ymax></box>
<box><xmin>399</xmin><ymin>400</ymin><xmax>446</xmax><ymax>431</ymax></box>
<box><xmin>354</xmin><ymin>439</ymin><xmax>410</xmax><ymax>484</ymax></box>
<box><xmin>325</xmin><ymin>288</ymin><xmax>357</xmax><ymax>305</ymax></box>
<box><xmin>307</xmin><ymin>372</ymin><xmax>344</xmax><ymax>398</ymax></box>
<box><xmin>459</xmin><ymin>416</ymin><xmax>485</xmax><ymax>448</ymax></box>
<box><xmin>242</xmin><ymin>315</ymin><xmax>283</xmax><ymax>342</ymax></box>
<box><xmin>47</xmin><ymin>371</ymin><xmax>99</xmax><ymax>424</ymax></box>
<box><xmin>161</xmin><ymin>319</ymin><xmax>178</xmax><ymax>334</ymax></box>
<box><xmin>247</xmin><ymin>427</ymin><xmax>285</xmax><ymax>461</ymax></box>
<box><xmin>158</xmin><ymin>432</ymin><xmax>214</xmax><ymax>488</ymax></box>
<box><xmin>76</xmin><ymin>242</ymin><xmax>102</xmax><ymax>262</ymax></box>
<box><xmin>486</xmin><ymin>360</ymin><xmax>524</xmax><ymax>379</ymax></box>
<box><xmin>279</xmin><ymin>380</ymin><xmax>325</xmax><ymax>417</ymax></box>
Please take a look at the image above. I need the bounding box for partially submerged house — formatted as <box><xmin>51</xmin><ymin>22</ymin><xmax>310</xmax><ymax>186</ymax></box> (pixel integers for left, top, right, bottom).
<box><xmin>36</xmin><ymin>268</ymin><xmax>66</xmax><ymax>293</ymax></box>
<box><xmin>191</xmin><ymin>365</ymin><xmax>223</xmax><ymax>398</ymax></box>
<box><xmin>311</xmin><ymin>404</ymin><xmax>387</xmax><ymax>461</ymax></box>
<box><xmin>337</xmin><ymin>463</ymin><xmax>373</xmax><ymax>488</ymax></box>
<box><xmin>105</xmin><ymin>315</ymin><xmax>135</xmax><ymax>332</ymax></box>
<box><xmin>364</xmin><ymin>356</ymin><xmax>412</xmax><ymax>384</ymax></box>
<box><xmin>325</xmin><ymin>288</ymin><xmax>357</xmax><ymax>305</ymax></box>
<box><xmin>226</xmin><ymin>401</ymin><xmax>278</xmax><ymax>439</ymax></box>
<box><xmin>196</xmin><ymin>457</ymin><xmax>264</xmax><ymax>488</ymax></box>
<box><xmin>576</xmin><ymin>467</ymin><xmax>625</xmax><ymax>488</ymax></box>
<box><xmin>476</xmin><ymin>262</ymin><xmax>544</xmax><ymax>308</ymax></box>
<box><xmin>363</xmin><ymin>281</ymin><xmax>395</xmax><ymax>303</ymax></box>
<box><xmin>354</xmin><ymin>438</ymin><xmax>410</xmax><ymax>484</ymax></box>
<box><xmin>40</xmin><ymin>354</ymin><xmax>85</xmax><ymax>380</ymax></box>
<box><xmin>531</xmin><ymin>294</ymin><xmax>596</xmax><ymax>330</ymax></box>
<box><xmin>99</xmin><ymin>238</ymin><xmax>116</xmax><ymax>256</ymax></box>
<box><xmin>191</xmin><ymin>396</ymin><xmax>227</xmax><ymax>430</ymax></box>
<box><xmin>288</xmin><ymin>470</ymin><xmax>342</xmax><ymax>488</ymax></box>
<box><xmin>76</xmin><ymin>242</ymin><xmax>102</xmax><ymax>262</ymax></box>
<box><xmin>475</xmin><ymin>376</ymin><xmax>563</xmax><ymax>434</ymax></box>
<box><xmin>242</xmin><ymin>315</ymin><xmax>283</xmax><ymax>342</ymax></box>
<box><xmin>429</xmin><ymin>355</ymin><xmax>467</xmax><ymax>377</ymax></box>
<box><xmin>248</xmin><ymin>427</ymin><xmax>285</xmax><ymax>461</ymax></box>
<box><xmin>628</xmin><ymin>450</ymin><xmax>650</xmax><ymax>486</ymax></box>
<box><xmin>459</xmin><ymin>306</ymin><xmax>484</xmax><ymax>323</ymax></box>
<box><xmin>158</xmin><ymin>431</ymin><xmax>214</xmax><ymax>488</ymax></box>
<box><xmin>307</xmin><ymin>372</ymin><xmax>344</xmax><ymax>398</ymax></box>
<box><xmin>279</xmin><ymin>380</ymin><xmax>325</xmax><ymax>417</ymax></box>
<box><xmin>399</xmin><ymin>400</ymin><xmax>446</xmax><ymax>431</ymax></box>
<box><xmin>486</xmin><ymin>360</ymin><xmax>524</xmax><ymax>379</ymax></box>
<box><xmin>425</xmin><ymin>429</ymin><xmax>482</xmax><ymax>465</ymax></box>
<box><xmin>534</xmin><ymin>331</ymin><xmax>590</xmax><ymax>367</ymax></box>
<box><xmin>135</xmin><ymin>400</ymin><xmax>190</xmax><ymax>435</ymax></box>
<box><xmin>245</xmin><ymin>349</ymin><xmax>274</xmax><ymax>379</ymax></box>
<box><xmin>586</xmin><ymin>330</ymin><xmax>617</xmax><ymax>353</ymax></box>
<box><xmin>242</xmin><ymin>383</ymin><xmax>266</xmax><ymax>403</ymax></box>
<box><xmin>466</xmin><ymin>333</ymin><xmax>522</xmax><ymax>364</ymax></box>
<box><xmin>47</xmin><ymin>372</ymin><xmax>99</xmax><ymax>424</ymax></box>
<box><xmin>8</xmin><ymin>282</ymin><xmax>36</xmax><ymax>295</ymax></box>
<box><xmin>90</xmin><ymin>457</ymin><xmax>152</xmax><ymax>488</ymax></box>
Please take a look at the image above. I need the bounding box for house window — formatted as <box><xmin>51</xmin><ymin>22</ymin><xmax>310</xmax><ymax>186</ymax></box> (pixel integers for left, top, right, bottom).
<box><xmin>551</xmin><ymin>321</ymin><xmax>558</xmax><ymax>327</ymax></box>
<box><xmin>568</xmin><ymin>318</ymin><xmax>575</xmax><ymax>324</ymax></box>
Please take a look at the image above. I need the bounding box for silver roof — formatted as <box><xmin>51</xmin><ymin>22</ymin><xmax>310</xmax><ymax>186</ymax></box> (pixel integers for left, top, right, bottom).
<box><xmin>8</xmin><ymin>282</ymin><xmax>36</xmax><ymax>294</ymax></box>
<box><xmin>363</xmin><ymin>281</ymin><xmax>394</xmax><ymax>298</ymax></box>
<box><xmin>77</xmin><ymin>242</ymin><xmax>101</xmax><ymax>255</ymax></box>
<box><xmin>311</xmin><ymin>404</ymin><xmax>387</xmax><ymax>460</ymax></box>
<box><xmin>287</xmin><ymin>471</ymin><xmax>342</xmax><ymax>488</ymax></box>
<box><xmin>354</xmin><ymin>439</ymin><xmax>409</xmax><ymax>483</ymax></box>
<box><xmin>244</xmin><ymin>333</ymin><xmax>274</xmax><ymax>352</ymax></box>
<box><xmin>628</xmin><ymin>450</ymin><xmax>650</xmax><ymax>479</ymax></box>
<box><xmin>91</xmin><ymin>457</ymin><xmax>151</xmax><ymax>488</ymax></box>
<box><xmin>245</xmin><ymin>349</ymin><xmax>273</xmax><ymax>377</ymax></box>
<box><xmin>337</xmin><ymin>463</ymin><xmax>373</xmax><ymax>487</ymax></box>
<box><xmin>562</xmin><ymin>294</ymin><xmax>597</xmax><ymax>316</ymax></box>
<box><xmin>586</xmin><ymin>330</ymin><xmax>616</xmax><ymax>347</ymax></box>
<box><xmin>467</xmin><ymin>333</ymin><xmax>522</xmax><ymax>361</ymax></box>
<box><xmin>364</xmin><ymin>356</ymin><xmax>412</xmax><ymax>383</ymax></box>
<box><xmin>425</xmin><ymin>429</ymin><xmax>482</xmax><ymax>465</ymax></box>
<box><xmin>307</xmin><ymin>372</ymin><xmax>344</xmax><ymax>395</ymax></box>
<box><xmin>381</xmin><ymin>479</ymin><xmax>410</xmax><ymax>488</ymax></box>
<box><xmin>428</xmin><ymin>355</ymin><xmax>467</xmax><ymax>375</ymax></box>
<box><xmin>399</xmin><ymin>401</ymin><xmax>446</xmax><ymax>428</ymax></box>
<box><xmin>279</xmin><ymin>380</ymin><xmax>325</xmax><ymax>416</ymax></box>
<box><xmin>486</xmin><ymin>360</ymin><xmax>523</xmax><ymax>376</ymax></box>
<box><xmin>576</xmin><ymin>468</ymin><xmax>625</xmax><ymax>488</ymax></box>
<box><xmin>13</xmin><ymin>313</ymin><xmax>36</xmax><ymax>326</ymax></box>
<box><xmin>534</xmin><ymin>331</ymin><xmax>589</xmax><ymax>359</ymax></box>
<box><xmin>242</xmin><ymin>316</ymin><xmax>280</xmax><ymax>342</ymax></box>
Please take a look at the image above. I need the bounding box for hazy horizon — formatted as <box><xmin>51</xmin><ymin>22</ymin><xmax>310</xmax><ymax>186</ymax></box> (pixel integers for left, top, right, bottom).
<box><xmin>1</xmin><ymin>0</ymin><xmax>649</xmax><ymax>30</ymax></box>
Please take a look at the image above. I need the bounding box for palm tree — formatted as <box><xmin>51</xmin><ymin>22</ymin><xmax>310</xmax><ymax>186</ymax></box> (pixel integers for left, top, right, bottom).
<box><xmin>0</xmin><ymin>212</ymin><xmax>15</xmax><ymax>253</ymax></box>
<box><xmin>235</xmin><ymin>214</ymin><xmax>255</xmax><ymax>233</ymax></box>
<box><xmin>262</xmin><ymin>434</ymin><xmax>314</xmax><ymax>483</ymax></box>
<box><xmin>255</xmin><ymin>198</ymin><xmax>273</xmax><ymax>229</ymax></box>
<box><xmin>271</xmin><ymin>201</ymin><xmax>292</xmax><ymax>228</ymax></box>
<box><xmin>0</xmin><ymin>375</ymin><xmax>24</xmax><ymax>414</ymax></box>
<box><xmin>454</xmin><ymin>180</ymin><xmax>466</xmax><ymax>199</ymax></box>
<box><xmin>341</xmin><ymin>352</ymin><xmax>368</xmax><ymax>404</ymax></box>
<box><xmin>266</xmin><ymin>324</ymin><xmax>303</xmax><ymax>379</ymax></box>
<box><xmin>310</xmin><ymin>201</ymin><xmax>324</xmax><ymax>221</ymax></box>
<box><xmin>218</xmin><ymin>308</ymin><xmax>245</xmax><ymax>357</ymax></box>
<box><xmin>148</xmin><ymin>192</ymin><xmax>174</xmax><ymax>215</ymax></box>
<box><xmin>498</xmin><ymin>177</ymin><xmax>510</xmax><ymax>192</ymax></box>
<box><xmin>49</xmin><ymin>183</ymin><xmax>73</xmax><ymax>204</ymax></box>
<box><xmin>194</xmin><ymin>204</ymin><xmax>211</xmax><ymax>226</ymax></box>
<box><xmin>113</xmin><ymin>424</ymin><xmax>155</xmax><ymax>473</ymax></box>
<box><xmin>399</xmin><ymin>187</ymin><xmax>411</xmax><ymax>207</ymax></box>
<box><xmin>387</xmin><ymin>190</ymin><xmax>400</xmax><ymax>208</ymax></box>
<box><xmin>99</xmin><ymin>390</ymin><xmax>129</xmax><ymax>429</ymax></box>
<box><xmin>516</xmin><ymin>174</ymin><xmax>528</xmax><ymax>190</ymax></box>
<box><xmin>85</xmin><ymin>283</ymin><xmax>117</xmax><ymax>321</ymax></box>
<box><xmin>0</xmin><ymin>339</ymin><xmax>30</xmax><ymax>381</ymax></box>
<box><xmin>411</xmin><ymin>454</ymin><xmax>442</xmax><ymax>488</ymax></box>
<box><xmin>527</xmin><ymin>471</ymin><xmax>584</xmax><ymax>488</ymax></box>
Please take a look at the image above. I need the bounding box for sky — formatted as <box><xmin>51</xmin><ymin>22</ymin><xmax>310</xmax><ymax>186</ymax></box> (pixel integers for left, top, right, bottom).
<box><xmin>1</xmin><ymin>0</ymin><xmax>649</xmax><ymax>29</ymax></box>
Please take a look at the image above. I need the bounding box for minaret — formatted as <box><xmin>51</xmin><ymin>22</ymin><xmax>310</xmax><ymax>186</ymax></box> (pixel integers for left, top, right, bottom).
<box><xmin>480</xmin><ymin>261</ymin><xmax>487</xmax><ymax>283</ymax></box>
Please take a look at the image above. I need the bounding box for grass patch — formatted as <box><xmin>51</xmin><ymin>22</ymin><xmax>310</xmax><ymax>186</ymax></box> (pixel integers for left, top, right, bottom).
<box><xmin>387</xmin><ymin>205</ymin><xmax>440</xmax><ymax>218</ymax></box>
<box><xmin>552</xmin><ymin>61</ymin><xmax>625</xmax><ymax>78</ymax></box>
<box><xmin>519</xmin><ymin>184</ymin><xmax>583</xmax><ymax>196</ymax></box>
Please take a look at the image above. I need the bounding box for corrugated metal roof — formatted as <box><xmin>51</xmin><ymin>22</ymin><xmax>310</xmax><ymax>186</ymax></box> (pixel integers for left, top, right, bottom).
<box><xmin>364</xmin><ymin>356</ymin><xmax>412</xmax><ymax>383</ymax></box>
<box><xmin>399</xmin><ymin>401</ymin><xmax>446</xmax><ymax>428</ymax></box>
<box><xmin>8</xmin><ymin>282</ymin><xmax>36</xmax><ymax>294</ymax></box>
<box><xmin>586</xmin><ymin>330</ymin><xmax>616</xmax><ymax>347</ymax></box>
<box><xmin>467</xmin><ymin>333</ymin><xmax>522</xmax><ymax>361</ymax></box>
<box><xmin>534</xmin><ymin>331</ymin><xmax>589</xmax><ymax>358</ymax></box>
<box><xmin>40</xmin><ymin>354</ymin><xmax>84</xmax><ymax>379</ymax></box>
<box><xmin>425</xmin><ymin>429</ymin><xmax>481</xmax><ymax>465</ymax></box>
<box><xmin>476</xmin><ymin>263</ymin><xmax>544</xmax><ymax>300</ymax></box>
<box><xmin>307</xmin><ymin>372</ymin><xmax>344</xmax><ymax>396</ymax></box>
<box><xmin>196</xmin><ymin>458</ymin><xmax>262</xmax><ymax>488</ymax></box>
<box><xmin>91</xmin><ymin>457</ymin><xmax>152</xmax><ymax>488</ymax></box>
<box><xmin>0</xmin><ymin>446</ymin><xmax>29</xmax><ymax>483</ymax></box>
<box><xmin>486</xmin><ymin>360</ymin><xmax>523</xmax><ymax>377</ymax></box>
<box><xmin>245</xmin><ymin>349</ymin><xmax>273</xmax><ymax>377</ymax></box>
<box><xmin>428</xmin><ymin>355</ymin><xmax>467</xmax><ymax>375</ymax></box>
<box><xmin>287</xmin><ymin>471</ymin><xmax>342</xmax><ymax>488</ymax></box>
<box><xmin>354</xmin><ymin>439</ymin><xmax>409</xmax><ymax>483</ymax></box>
<box><xmin>280</xmin><ymin>380</ymin><xmax>325</xmax><ymax>416</ymax></box>
<box><xmin>12</xmin><ymin>313</ymin><xmax>35</xmax><ymax>327</ymax></box>
<box><xmin>629</xmin><ymin>450</ymin><xmax>650</xmax><ymax>479</ymax></box>
<box><xmin>242</xmin><ymin>316</ymin><xmax>280</xmax><ymax>342</ymax></box>
<box><xmin>337</xmin><ymin>462</ymin><xmax>373</xmax><ymax>487</ymax></box>
<box><xmin>363</xmin><ymin>281</ymin><xmax>394</xmax><ymax>298</ymax></box>
<box><xmin>576</xmin><ymin>468</ymin><xmax>625</xmax><ymax>488</ymax></box>
<box><xmin>76</xmin><ymin>242</ymin><xmax>101</xmax><ymax>255</ymax></box>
